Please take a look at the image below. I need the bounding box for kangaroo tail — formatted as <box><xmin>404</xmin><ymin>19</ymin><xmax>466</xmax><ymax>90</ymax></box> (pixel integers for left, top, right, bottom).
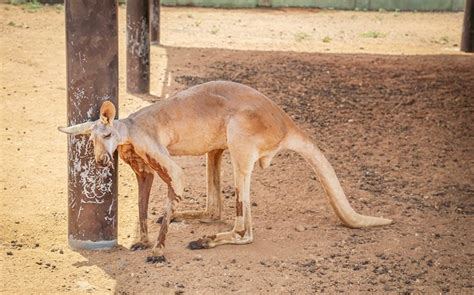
<box><xmin>284</xmin><ymin>130</ymin><xmax>392</xmax><ymax>228</ymax></box>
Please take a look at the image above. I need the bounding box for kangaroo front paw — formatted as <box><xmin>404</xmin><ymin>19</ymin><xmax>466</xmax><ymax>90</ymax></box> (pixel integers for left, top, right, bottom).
<box><xmin>130</xmin><ymin>241</ymin><xmax>150</xmax><ymax>251</ymax></box>
<box><xmin>146</xmin><ymin>255</ymin><xmax>166</xmax><ymax>264</ymax></box>
<box><xmin>188</xmin><ymin>236</ymin><xmax>214</xmax><ymax>250</ymax></box>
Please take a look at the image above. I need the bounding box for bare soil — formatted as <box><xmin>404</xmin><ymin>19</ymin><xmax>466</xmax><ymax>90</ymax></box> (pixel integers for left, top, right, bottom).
<box><xmin>1</xmin><ymin>4</ymin><xmax>473</xmax><ymax>294</ymax></box>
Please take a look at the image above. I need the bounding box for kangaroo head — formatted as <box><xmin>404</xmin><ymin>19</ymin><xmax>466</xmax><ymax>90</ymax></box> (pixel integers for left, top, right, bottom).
<box><xmin>58</xmin><ymin>101</ymin><xmax>120</xmax><ymax>167</ymax></box>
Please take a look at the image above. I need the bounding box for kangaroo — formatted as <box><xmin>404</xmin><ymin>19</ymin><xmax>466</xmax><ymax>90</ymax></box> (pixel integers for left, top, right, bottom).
<box><xmin>59</xmin><ymin>81</ymin><xmax>392</xmax><ymax>263</ymax></box>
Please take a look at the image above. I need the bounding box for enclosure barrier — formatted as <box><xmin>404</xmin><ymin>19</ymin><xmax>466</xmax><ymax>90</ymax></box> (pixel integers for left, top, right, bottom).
<box><xmin>161</xmin><ymin>0</ymin><xmax>465</xmax><ymax>11</ymax></box>
<box><xmin>65</xmin><ymin>0</ymin><xmax>119</xmax><ymax>249</ymax></box>
<box><xmin>37</xmin><ymin>0</ymin><xmax>465</xmax><ymax>11</ymax></box>
<box><xmin>151</xmin><ymin>0</ymin><xmax>161</xmax><ymax>44</ymax></box>
<box><xmin>461</xmin><ymin>0</ymin><xmax>473</xmax><ymax>52</ymax></box>
<box><xmin>127</xmin><ymin>0</ymin><xmax>151</xmax><ymax>94</ymax></box>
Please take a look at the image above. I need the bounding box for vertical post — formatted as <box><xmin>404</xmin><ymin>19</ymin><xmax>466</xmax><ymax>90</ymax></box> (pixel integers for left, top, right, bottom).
<box><xmin>461</xmin><ymin>0</ymin><xmax>474</xmax><ymax>52</ymax></box>
<box><xmin>127</xmin><ymin>0</ymin><xmax>150</xmax><ymax>94</ymax></box>
<box><xmin>150</xmin><ymin>0</ymin><xmax>160</xmax><ymax>45</ymax></box>
<box><xmin>65</xmin><ymin>0</ymin><xmax>119</xmax><ymax>249</ymax></box>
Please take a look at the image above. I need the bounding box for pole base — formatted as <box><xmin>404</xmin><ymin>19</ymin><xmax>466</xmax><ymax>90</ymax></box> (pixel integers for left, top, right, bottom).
<box><xmin>68</xmin><ymin>236</ymin><xmax>117</xmax><ymax>250</ymax></box>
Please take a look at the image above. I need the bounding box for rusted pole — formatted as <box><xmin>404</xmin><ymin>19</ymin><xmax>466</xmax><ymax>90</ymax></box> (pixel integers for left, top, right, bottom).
<box><xmin>65</xmin><ymin>0</ymin><xmax>118</xmax><ymax>249</ymax></box>
<box><xmin>150</xmin><ymin>0</ymin><xmax>160</xmax><ymax>45</ymax></box>
<box><xmin>461</xmin><ymin>0</ymin><xmax>474</xmax><ymax>52</ymax></box>
<box><xmin>127</xmin><ymin>0</ymin><xmax>150</xmax><ymax>94</ymax></box>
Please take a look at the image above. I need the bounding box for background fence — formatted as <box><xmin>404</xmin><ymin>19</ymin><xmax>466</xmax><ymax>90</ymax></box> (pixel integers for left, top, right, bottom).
<box><xmin>161</xmin><ymin>0</ymin><xmax>465</xmax><ymax>11</ymax></box>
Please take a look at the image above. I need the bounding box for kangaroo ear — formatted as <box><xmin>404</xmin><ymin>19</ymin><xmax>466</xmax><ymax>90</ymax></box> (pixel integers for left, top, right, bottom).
<box><xmin>100</xmin><ymin>101</ymin><xmax>116</xmax><ymax>125</ymax></box>
<box><xmin>58</xmin><ymin>121</ymin><xmax>94</xmax><ymax>135</ymax></box>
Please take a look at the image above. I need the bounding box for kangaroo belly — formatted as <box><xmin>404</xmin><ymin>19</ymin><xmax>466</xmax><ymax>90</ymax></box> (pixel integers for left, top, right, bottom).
<box><xmin>165</xmin><ymin>119</ymin><xmax>228</xmax><ymax>156</ymax></box>
<box><xmin>167</xmin><ymin>136</ymin><xmax>227</xmax><ymax>156</ymax></box>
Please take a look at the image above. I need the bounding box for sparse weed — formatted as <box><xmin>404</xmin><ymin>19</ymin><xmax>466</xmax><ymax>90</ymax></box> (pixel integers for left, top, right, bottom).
<box><xmin>361</xmin><ymin>31</ymin><xmax>387</xmax><ymax>38</ymax></box>
<box><xmin>294</xmin><ymin>32</ymin><xmax>312</xmax><ymax>42</ymax></box>
<box><xmin>25</xmin><ymin>2</ymin><xmax>42</xmax><ymax>12</ymax></box>
<box><xmin>440</xmin><ymin>36</ymin><xmax>449</xmax><ymax>44</ymax></box>
<box><xmin>9</xmin><ymin>0</ymin><xmax>43</xmax><ymax>12</ymax></box>
<box><xmin>8</xmin><ymin>0</ymin><xmax>27</xmax><ymax>4</ymax></box>
<box><xmin>322</xmin><ymin>36</ymin><xmax>332</xmax><ymax>43</ymax></box>
<box><xmin>430</xmin><ymin>36</ymin><xmax>450</xmax><ymax>44</ymax></box>
<box><xmin>7</xmin><ymin>20</ymin><xmax>29</xmax><ymax>28</ymax></box>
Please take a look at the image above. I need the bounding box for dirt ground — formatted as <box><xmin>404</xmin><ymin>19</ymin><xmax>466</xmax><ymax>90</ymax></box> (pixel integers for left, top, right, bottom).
<box><xmin>1</xmin><ymin>3</ymin><xmax>473</xmax><ymax>294</ymax></box>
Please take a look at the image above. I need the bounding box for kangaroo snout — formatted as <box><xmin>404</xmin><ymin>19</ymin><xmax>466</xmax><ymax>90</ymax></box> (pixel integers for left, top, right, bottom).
<box><xmin>96</xmin><ymin>153</ymin><xmax>112</xmax><ymax>167</ymax></box>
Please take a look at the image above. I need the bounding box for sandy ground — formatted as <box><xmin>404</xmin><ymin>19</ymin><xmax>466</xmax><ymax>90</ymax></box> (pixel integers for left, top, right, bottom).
<box><xmin>1</xmin><ymin>3</ymin><xmax>473</xmax><ymax>294</ymax></box>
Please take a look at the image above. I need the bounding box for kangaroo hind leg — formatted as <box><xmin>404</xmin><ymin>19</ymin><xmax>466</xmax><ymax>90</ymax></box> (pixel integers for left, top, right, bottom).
<box><xmin>188</xmin><ymin>124</ymin><xmax>259</xmax><ymax>249</ymax></box>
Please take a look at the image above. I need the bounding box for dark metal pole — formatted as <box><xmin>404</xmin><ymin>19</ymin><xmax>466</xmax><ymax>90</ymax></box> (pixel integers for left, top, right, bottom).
<box><xmin>65</xmin><ymin>0</ymin><xmax>119</xmax><ymax>249</ymax></box>
<box><xmin>150</xmin><ymin>0</ymin><xmax>160</xmax><ymax>45</ymax></box>
<box><xmin>461</xmin><ymin>0</ymin><xmax>474</xmax><ymax>52</ymax></box>
<box><xmin>127</xmin><ymin>0</ymin><xmax>150</xmax><ymax>94</ymax></box>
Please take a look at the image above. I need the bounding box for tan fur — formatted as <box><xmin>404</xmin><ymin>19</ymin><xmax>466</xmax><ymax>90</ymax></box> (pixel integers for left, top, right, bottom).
<box><xmin>59</xmin><ymin>81</ymin><xmax>392</xmax><ymax>260</ymax></box>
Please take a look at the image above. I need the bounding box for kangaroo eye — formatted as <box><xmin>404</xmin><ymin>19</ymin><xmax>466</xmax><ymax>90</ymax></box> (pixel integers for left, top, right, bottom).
<box><xmin>103</xmin><ymin>133</ymin><xmax>112</xmax><ymax>139</ymax></box>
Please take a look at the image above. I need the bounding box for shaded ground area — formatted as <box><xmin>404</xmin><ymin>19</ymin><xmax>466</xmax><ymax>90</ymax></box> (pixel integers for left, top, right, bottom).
<box><xmin>132</xmin><ymin>47</ymin><xmax>473</xmax><ymax>294</ymax></box>
<box><xmin>1</xmin><ymin>4</ymin><xmax>473</xmax><ymax>294</ymax></box>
